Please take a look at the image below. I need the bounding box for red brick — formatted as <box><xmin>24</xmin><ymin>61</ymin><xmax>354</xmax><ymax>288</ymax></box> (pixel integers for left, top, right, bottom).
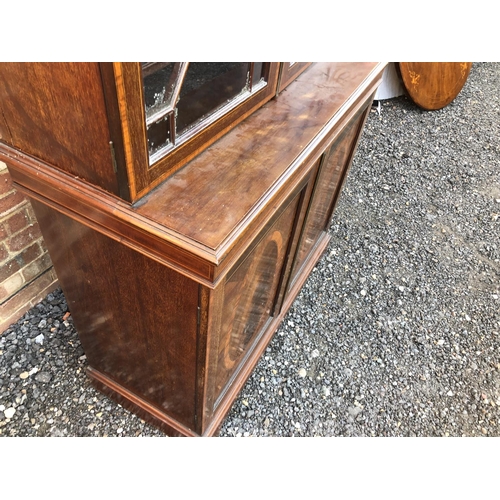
<box><xmin>0</xmin><ymin>285</ymin><xmax>31</xmax><ymax>323</ymax></box>
<box><xmin>6</xmin><ymin>222</ymin><xmax>41</xmax><ymax>252</ymax></box>
<box><xmin>0</xmin><ymin>224</ymin><xmax>7</xmax><ymax>241</ymax></box>
<box><xmin>0</xmin><ymin>190</ymin><xmax>27</xmax><ymax>215</ymax></box>
<box><xmin>19</xmin><ymin>241</ymin><xmax>42</xmax><ymax>266</ymax></box>
<box><xmin>0</xmin><ymin>257</ymin><xmax>21</xmax><ymax>282</ymax></box>
<box><xmin>1</xmin><ymin>274</ymin><xmax>41</xmax><ymax>314</ymax></box>
<box><xmin>0</xmin><ymin>171</ymin><xmax>14</xmax><ymax>196</ymax></box>
<box><xmin>21</xmin><ymin>252</ymin><xmax>52</xmax><ymax>283</ymax></box>
<box><xmin>0</xmin><ymin>242</ymin><xmax>9</xmax><ymax>262</ymax></box>
<box><xmin>0</xmin><ymin>268</ymin><xmax>58</xmax><ymax>333</ymax></box>
<box><xmin>25</xmin><ymin>204</ymin><xmax>38</xmax><ymax>224</ymax></box>
<box><xmin>0</xmin><ymin>271</ymin><xmax>24</xmax><ymax>301</ymax></box>
<box><xmin>5</xmin><ymin>207</ymin><xmax>30</xmax><ymax>235</ymax></box>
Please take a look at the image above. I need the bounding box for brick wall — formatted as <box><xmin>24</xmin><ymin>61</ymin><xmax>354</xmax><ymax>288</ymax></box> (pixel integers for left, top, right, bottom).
<box><xmin>0</xmin><ymin>161</ymin><xmax>58</xmax><ymax>333</ymax></box>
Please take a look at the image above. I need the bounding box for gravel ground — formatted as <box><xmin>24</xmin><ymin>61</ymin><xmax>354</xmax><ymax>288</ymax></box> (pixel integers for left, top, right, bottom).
<box><xmin>0</xmin><ymin>62</ymin><xmax>499</xmax><ymax>438</ymax></box>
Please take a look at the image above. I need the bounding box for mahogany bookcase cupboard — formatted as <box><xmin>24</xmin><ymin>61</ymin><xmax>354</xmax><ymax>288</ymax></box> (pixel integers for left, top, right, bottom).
<box><xmin>0</xmin><ymin>62</ymin><xmax>385</xmax><ymax>436</ymax></box>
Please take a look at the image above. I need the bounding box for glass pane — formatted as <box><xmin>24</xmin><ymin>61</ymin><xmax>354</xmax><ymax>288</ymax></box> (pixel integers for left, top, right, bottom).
<box><xmin>176</xmin><ymin>62</ymin><xmax>250</xmax><ymax>136</ymax></box>
<box><xmin>146</xmin><ymin>114</ymin><xmax>170</xmax><ymax>157</ymax></box>
<box><xmin>141</xmin><ymin>62</ymin><xmax>178</xmax><ymax>119</ymax></box>
<box><xmin>251</xmin><ymin>62</ymin><xmax>264</xmax><ymax>88</ymax></box>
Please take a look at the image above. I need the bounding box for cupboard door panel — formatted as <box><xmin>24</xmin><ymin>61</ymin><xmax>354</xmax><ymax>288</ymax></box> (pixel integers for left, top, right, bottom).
<box><xmin>288</xmin><ymin>114</ymin><xmax>364</xmax><ymax>289</ymax></box>
<box><xmin>214</xmin><ymin>194</ymin><xmax>300</xmax><ymax>404</ymax></box>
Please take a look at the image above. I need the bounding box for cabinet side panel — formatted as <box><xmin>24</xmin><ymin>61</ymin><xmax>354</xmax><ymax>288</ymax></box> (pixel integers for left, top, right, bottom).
<box><xmin>0</xmin><ymin>63</ymin><xmax>119</xmax><ymax>195</ymax></box>
<box><xmin>30</xmin><ymin>200</ymin><xmax>199</xmax><ymax>430</ymax></box>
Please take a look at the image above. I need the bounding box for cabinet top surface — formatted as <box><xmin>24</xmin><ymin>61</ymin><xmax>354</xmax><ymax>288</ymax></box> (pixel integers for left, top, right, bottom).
<box><xmin>134</xmin><ymin>62</ymin><xmax>384</xmax><ymax>252</ymax></box>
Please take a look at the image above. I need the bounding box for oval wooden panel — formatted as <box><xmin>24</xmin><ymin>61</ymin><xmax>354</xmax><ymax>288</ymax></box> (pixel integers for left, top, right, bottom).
<box><xmin>398</xmin><ymin>62</ymin><xmax>472</xmax><ymax>110</ymax></box>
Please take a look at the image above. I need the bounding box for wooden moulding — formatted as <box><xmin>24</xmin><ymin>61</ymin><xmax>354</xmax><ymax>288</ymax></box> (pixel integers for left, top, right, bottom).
<box><xmin>0</xmin><ymin>145</ymin><xmax>218</xmax><ymax>286</ymax></box>
<box><xmin>87</xmin><ymin>367</ymin><xmax>198</xmax><ymax>437</ymax></box>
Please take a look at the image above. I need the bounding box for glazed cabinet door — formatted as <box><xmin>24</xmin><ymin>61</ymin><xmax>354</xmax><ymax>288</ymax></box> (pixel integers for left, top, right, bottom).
<box><xmin>104</xmin><ymin>62</ymin><xmax>281</xmax><ymax>201</ymax></box>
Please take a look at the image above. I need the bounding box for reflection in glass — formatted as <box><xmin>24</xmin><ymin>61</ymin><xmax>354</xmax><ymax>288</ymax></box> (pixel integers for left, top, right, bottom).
<box><xmin>146</xmin><ymin>115</ymin><xmax>170</xmax><ymax>157</ymax></box>
<box><xmin>141</xmin><ymin>63</ymin><xmax>178</xmax><ymax>119</ymax></box>
<box><xmin>251</xmin><ymin>62</ymin><xmax>264</xmax><ymax>86</ymax></box>
<box><xmin>176</xmin><ymin>63</ymin><xmax>250</xmax><ymax>135</ymax></box>
<box><xmin>141</xmin><ymin>62</ymin><xmax>267</xmax><ymax>162</ymax></box>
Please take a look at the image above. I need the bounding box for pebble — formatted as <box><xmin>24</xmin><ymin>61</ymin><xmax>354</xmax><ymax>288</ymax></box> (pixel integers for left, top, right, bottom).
<box><xmin>4</xmin><ymin>407</ymin><xmax>16</xmax><ymax>419</ymax></box>
<box><xmin>35</xmin><ymin>372</ymin><xmax>52</xmax><ymax>384</ymax></box>
<box><xmin>298</xmin><ymin>368</ymin><xmax>307</xmax><ymax>377</ymax></box>
<box><xmin>348</xmin><ymin>406</ymin><xmax>363</xmax><ymax>417</ymax></box>
<box><xmin>35</xmin><ymin>334</ymin><xmax>44</xmax><ymax>345</ymax></box>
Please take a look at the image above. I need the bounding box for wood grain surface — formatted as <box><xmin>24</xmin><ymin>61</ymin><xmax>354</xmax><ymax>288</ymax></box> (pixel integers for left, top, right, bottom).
<box><xmin>136</xmin><ymin>63</ymin><xmax>384</xmax><ymax>250</ymax></box>
<box><xmin>399</xmin><ymin>62</ymin><xmax>472</xmax><ymax>110</ymax></box>
<box><xmin>214</xmin><ymin>193</ymin><xmax>300</xmax><ymax>404</ymax></box>
<box><xmin>31</xmin><ymin>199</ymin><xmax>201</xmax><ymax>431</ymax></box>
<box><xmin>113</xmin><ymin>63</ymin><xmax>280</xmax><ymax>200</ymax></box>
<box><xmin>277</xmin><ymin>62</ymin><xmax>312</xmax><ymax>93</ymax></box>
<box><xmin>0</xmin><ymin>63</ymin><xmax>119</xmax><ymax>194</ymax></box>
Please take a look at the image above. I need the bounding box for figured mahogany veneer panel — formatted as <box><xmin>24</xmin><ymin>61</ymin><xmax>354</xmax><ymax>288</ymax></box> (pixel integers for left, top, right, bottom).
<box><xmin>288</xmin><ymin>111</ymin><xmax>364</xmax><ymax>288</ymax></box>
<box><xmin>135</xmin><ymin>63</ymin><xmax>383</xmax><ymax>251</ymax></box>
<box><xmin>0</xmin><ymin>63</ymin><xmax>119</xmax><ymax>195</ymax></box>
<box><xmin>214</xmin><ymin>193</ymin><xmax>300</xmax><ymax>404</ymax></box>
<box><xmin>31</xmin><ymin>200</ymin><xmax>200</xmax><ymax>430</ymax></box>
